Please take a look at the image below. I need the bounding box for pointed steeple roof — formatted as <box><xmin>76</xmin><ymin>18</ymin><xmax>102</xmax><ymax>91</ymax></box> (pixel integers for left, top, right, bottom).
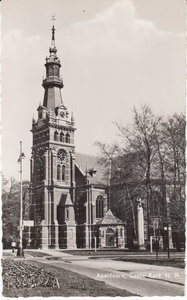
<box><xmin>42</xmin><ymin>25</ymin><xmax>64</xmax><ymax>110</ymax></box>
<box><xmin>96</xmin><ymin>209</ymin><xmax>123</xmax><ymax>225</ymax></box>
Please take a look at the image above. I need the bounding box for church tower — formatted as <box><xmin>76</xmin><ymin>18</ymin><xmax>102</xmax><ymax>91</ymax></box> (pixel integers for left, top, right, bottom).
<box><xmin>30</xmin><ymin>25</ymin><xmax>76</xmax><ymax>249</ymax></box>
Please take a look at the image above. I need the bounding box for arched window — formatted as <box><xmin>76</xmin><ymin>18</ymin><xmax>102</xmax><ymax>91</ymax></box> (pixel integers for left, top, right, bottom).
<box><xmin>96</xmin><ymin>198</ymin><xmax>100</xmax><ymax>218</ymax></box>
<box><xmin>120</xmin><ymin>228</ymin><xmax>123</xmax><ymax>237</ymax></box>
<box><xmin>66</xmin><ymin>208</ymin><xmax>69</xmax><ymax>219</ymax></box>
<box><xmin>54</xmin><ymin>66</ymin><xmax>59</xmax><ymax>77</ymax></box>
<box><xmin>65</xmin><ymin>133</ymin><xmax>70</xmax><ymax>143</ymax></box>
<box><xmin>39</xmin><ymin>159</ymin><xmax>44</xmax><ymax>181</ymax></box>
<box><xmin>38</xmin><ymin>150</ymin><xmax>44</xmax><ymax>181</ymax></box>
<box><xmin>48</xmin><ymin>66</ymin><xmax>53</xmax><ymax>77</ymax></box>
<box><xmin>99</xmin><ymin>198</ymin><xmax>104</xmax><ymax>217</ymax></box>
<box><xmin>106</xmin><ymin>228</ymin><xmax>115</xmax><ymax>247</ymax></box>
<box><xmin>43</xmin><ymin>156</ymin><xmax>46</xmax><ymax>180</ymax></box>
<box><xmin>57</xmin><ymin>165</ymin><xmax>61</xmax><ymax>180</ymax></box>
<box><xmin>62</xmin><ymin>165</ymin><xmax>65</xmax><ymax>181</ymax></box>
<box><xmin>60</xmin><ymin>132</ymin><xmax>64</xmax><ymax>143</ymax></box>
<box><xmin>96</xmin><ymin>196</ymin><xmax>104</xmax><ymax>218</ymax></box>
<box><xmin>54</xmin><ymin>131</ymin><xmax>58</xmax><ymax>141</ymax></box>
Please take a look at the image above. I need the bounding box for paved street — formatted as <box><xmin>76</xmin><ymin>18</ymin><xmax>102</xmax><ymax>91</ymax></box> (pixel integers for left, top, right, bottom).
<box><xmin>22</xmin><ymin>250</ymin><xmax>185</xmax><ymax>297</ymax></box>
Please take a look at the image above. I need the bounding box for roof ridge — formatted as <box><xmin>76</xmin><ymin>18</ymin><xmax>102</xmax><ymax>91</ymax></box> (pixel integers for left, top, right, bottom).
<box><xmin>75</xmin><ymin>152</ymin><xmax>101</xmax><ymax>159</ymax></box>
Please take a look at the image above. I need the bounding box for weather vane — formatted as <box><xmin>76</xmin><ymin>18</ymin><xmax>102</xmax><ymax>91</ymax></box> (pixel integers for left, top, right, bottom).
<box><xmin>51</xmin><ymin>14</ymin><xmax>56</xmax><ymax>26</ymax></box>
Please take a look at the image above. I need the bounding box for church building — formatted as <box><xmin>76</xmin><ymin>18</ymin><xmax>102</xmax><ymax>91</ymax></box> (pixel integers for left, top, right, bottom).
<box><xmin>30</xmin><ymin>25</ymin><xmax>126</xmax><ymax>249</ymax></box>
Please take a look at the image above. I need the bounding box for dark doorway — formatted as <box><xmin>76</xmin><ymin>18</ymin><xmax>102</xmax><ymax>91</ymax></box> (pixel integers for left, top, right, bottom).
<box><xmin>106</xmin><ymin>228</ymin><xmax>115</xmax><ymax>247</ymax></box>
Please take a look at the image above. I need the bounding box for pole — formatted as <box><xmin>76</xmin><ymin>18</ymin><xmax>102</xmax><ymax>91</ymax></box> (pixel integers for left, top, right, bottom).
<box><xmin>20</xmin><ymin>141</ymin><xmax>23</xmax><ymax>248</ymax></box>
<box><xmin>94</xmin><ymin>236</ymin><xmax>97</xmax><ymax>253</ymax></box>
<box><xmin>156</xmin><ymin>235</ymin><xmax>158</xmax><ymax>260</ymax></box>
<box><xmin>166</xmin><ymin>196</ymin><xmax>170</xmax><ymax>258</ymax></box>
<box><xmin>108</xmin><ymin>158</ymin><xmax>112</xmax><ymax>209</ymax></box>
<box><xmin>17</xmin><ymin>141</ymin><xmax>24</xmax><ymax>257</ymax></box>
<box><xmin>89</xmin><ymin>188</ymin><xmax>92</xmax><ymax>249</ymax></box>
<box><xmin>167</xmin><ymin>223</ymin><xmax>170</xmax><ymax>258</ymax></box>
<box><xmin>150</xmin><ymin>236</ymin><xmax>153</xmax><ymax>253</ymax></box>
<box><xmin>86</xmin><ymin>168</ymin><xmax>91</xmax><ymax>249</ymax></box>
<box><xmin>28</xmin><ymin>226</ymin><xmax>31</xmax><ymax>247</ymax></box>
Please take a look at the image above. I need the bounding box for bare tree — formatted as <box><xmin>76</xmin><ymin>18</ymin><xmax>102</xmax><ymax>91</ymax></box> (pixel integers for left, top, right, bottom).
<box><xmin>115</xmin><ymin>105</ymin><xmax>162</xmax><ymax>238</ymax></box>
<box><xmin>95</xmin><ymin>141</ymin><xmax>139</xmax><ymax>240</ymax></box>
<box><xmin>161</xmin><ymin>113</ymin><xmax>185</xmax><ymax>235</ymax></box>
<box><xmin>96</xmin><ymin>106</ymin><xmax>185</xmax><ymax>248</ymax></box>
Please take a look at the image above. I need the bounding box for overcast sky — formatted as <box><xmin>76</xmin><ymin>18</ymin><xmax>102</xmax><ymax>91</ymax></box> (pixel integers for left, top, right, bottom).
<box><xmin>1</xmin><ymin>0</ymin><xmax>185</xmax><ymax>180</ymax></box>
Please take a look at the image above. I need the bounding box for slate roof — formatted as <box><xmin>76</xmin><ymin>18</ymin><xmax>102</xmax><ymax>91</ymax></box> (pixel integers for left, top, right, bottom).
<box><xmin>58</xmin><ymin>193</ymin><xmax>73</xmax><ymax>206</ymax></box>
<box><xmin>96</xmin><ymin>209</ymin><xmax>123</xmax><ymax>225</ymax></box>
<box><xmin>75</xmin><ymin>152</ymin><xmax>109</xmax><ymax>186</ymax></box>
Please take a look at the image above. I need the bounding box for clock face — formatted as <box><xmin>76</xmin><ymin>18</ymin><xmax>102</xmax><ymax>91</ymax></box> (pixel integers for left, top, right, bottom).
<box><xmin>57</xmin><ymin>149</ymin><xmax>67</xmax><ymax>162</ymax></box>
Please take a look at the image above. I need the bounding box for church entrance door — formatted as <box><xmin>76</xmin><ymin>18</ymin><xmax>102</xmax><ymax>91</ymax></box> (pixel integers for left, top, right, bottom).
<box><xmin>106</xmin><ymin>228</ymin><xmax>115</xmax><ymax>247</ymax></box>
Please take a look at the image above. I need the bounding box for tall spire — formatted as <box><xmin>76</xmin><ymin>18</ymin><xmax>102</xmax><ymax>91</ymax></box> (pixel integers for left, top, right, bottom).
<box><xmin>42</xmin><ymin>19</ymin><xmax>64</xmax><ymax>110</ymax></box>
<box><xmin>50</xmin><ymin>15</ymin><xmax>57</xmax><ymax>55</ymax></box>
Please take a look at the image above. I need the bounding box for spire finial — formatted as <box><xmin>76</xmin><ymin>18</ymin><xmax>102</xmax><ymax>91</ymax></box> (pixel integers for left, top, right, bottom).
<box><xmin>51</xmin><ymin>14</ymin><xmax>56</xmax><ymax>26</ymax></box>
<box><xmin>51</xmin><ymin>14</ymin><xmax>56</xmax><ymax>49</ymax></box>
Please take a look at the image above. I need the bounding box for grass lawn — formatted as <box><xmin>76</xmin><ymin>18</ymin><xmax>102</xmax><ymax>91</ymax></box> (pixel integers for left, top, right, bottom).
<box><xmin>25</xmin><ymin>250</ymin><xmax>52</xmax><ymax>257</ymax></box>
<box><xmin>62</xmin><ymin>249</ymin><xmax>185</xmax><ymax>269</ymax></box>
<box><xmin>3</xmin><ymin>250</ymin><xmax>52</xmax><ymax>258</ymax></box>
<box><xmin>62</xmin><ymin>249</ymin><xmax>184</xmax><ymax>256</ymax></box>
<box><xmin>3</xmin><ymin>259</ymin><xmax>136</xmax><ymax>297</ymax></box>
<box><xmin>2</xmin><ymin>252</ymin><xmax>13</xmax><ymax>257</ymax></box>
<box><xmin>113</xmin><ymin>256</ymin><xmax>185</xmax><ymax>269</ymax></box>
<box><xmin>62</xmin><ymin>249</ymin><xmax>136</xmax><ymax>256</ymax></box>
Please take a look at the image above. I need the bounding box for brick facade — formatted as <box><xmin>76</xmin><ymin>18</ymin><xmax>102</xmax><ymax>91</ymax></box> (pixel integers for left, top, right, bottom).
<box><xmin>30</xmin><ymin>26</ymin><xmax>126</xmax><ymax>249</ymax></box>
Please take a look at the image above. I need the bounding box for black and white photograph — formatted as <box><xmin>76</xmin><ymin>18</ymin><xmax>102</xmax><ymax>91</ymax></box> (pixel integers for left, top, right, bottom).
<box><xmin>1</xmin><ymin>0</ymin><xmax>186</xmax><ymax>297</ymax></box>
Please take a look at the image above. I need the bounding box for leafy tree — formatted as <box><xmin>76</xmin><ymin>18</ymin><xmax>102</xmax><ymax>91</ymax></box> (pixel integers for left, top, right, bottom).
<box><xmin>2</xmin><ymin>176</ymin><xmax>30</xmax><ymax>249</ymax></box>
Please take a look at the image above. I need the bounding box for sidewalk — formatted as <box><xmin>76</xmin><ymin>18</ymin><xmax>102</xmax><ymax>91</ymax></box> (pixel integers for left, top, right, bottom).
<box><xmin>70</xmin><ymin>257</ymin><xmax>185</xmax><ymax>285</ymax></box>
<box><xmin>37</xmin><ymin>257</ymin><xmax>185</xmax><ymax>297</ymax></box>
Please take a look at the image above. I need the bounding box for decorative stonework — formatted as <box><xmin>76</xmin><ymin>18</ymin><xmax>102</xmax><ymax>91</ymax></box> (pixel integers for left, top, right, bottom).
<box><xmin>30</xmin><ymin>25</ymin><xmax>77</xmax><ymax>250</ymax></box>
<box><xmin>30</xmin><ymin>25</ymin><xmax>125</xmax><ymax>251</ymax></box>
<box><xmin>57</xmin><ymin>149</ymin><xmax>67</xmax><ymax>163</ymax></box>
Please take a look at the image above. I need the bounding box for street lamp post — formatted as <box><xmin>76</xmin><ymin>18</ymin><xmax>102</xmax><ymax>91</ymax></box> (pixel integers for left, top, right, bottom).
<box><xmin>17</xmin><ymin>141</ymin><xmax>25</xmax><ymax>257</ymax></box>
<box><xmin>166</xmin><ymin>196</ymin><xmax>170</xmax><ymax>259</ymax></box>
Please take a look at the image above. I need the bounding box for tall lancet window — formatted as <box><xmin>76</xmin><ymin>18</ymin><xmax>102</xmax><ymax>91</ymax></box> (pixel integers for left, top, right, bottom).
<box><xmin>54</xmin><ymin>131</ymin><xmax>58</xmax><ymax>141</ymax></box>
<box><xmin>57</xmin><ymin>165</ymin><xmax>61</xmax><ymax>180</ymax></box>
<box><xmin>96</xmin><ymin>196</ymin><xmax>104</xmax><ymax>218</ymax></box>
<box><xmin>65</xmin><ymin>133</ymin><xmax>70</xmax><ymax>143</ymax></box>
<box><xmin>66</xmin><ymin>208</ymin><xmax>69</xmax><ymax>219</ymax></box>
<box><xmin>60</xmin><ymin>132</ymin><xmax>64</xmax><ymax>143</ymax></box>
<box><xmin>62</xmin><ymin>165</ymin><xmax>66</xmax><ymax>181</ymax></box>
<box><xmin>43</xmin><ymin>156</ymin><xmax>46</xmax><ymax>180</ymax></box>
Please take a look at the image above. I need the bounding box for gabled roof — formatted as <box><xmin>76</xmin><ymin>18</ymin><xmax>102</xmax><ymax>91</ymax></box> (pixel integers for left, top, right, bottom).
<box><xmin>96</xmin><ymin>209</ymin><xmax>123</xmax><ymax>225</ymax></box>
<box><xmin>65</xmin><ymin>193</ymin><xmax>73</xmax><ymax>206</ymax></box>
<box><xmin>75</xmin><ymin>152</ymin><xmax>109</xmax><ymax>185</ymax></box>
<box><xmin>58</xmin><ymin>193</ymin><xmax>73</xmax><ymax>206</ymax></box>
